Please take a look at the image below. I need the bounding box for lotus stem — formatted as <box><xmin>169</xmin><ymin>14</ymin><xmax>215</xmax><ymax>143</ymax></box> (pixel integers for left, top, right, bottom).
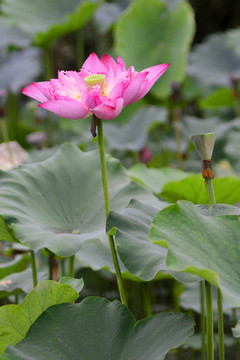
<box><xmin>205</xmin><ymin>281</ymin><xmax>214</xmax><ymax>360</ymax></box>
<box><xmin>206</xmin><ymin>178</ymin><xmax>225</xmax><ymax>360</ymax></box>
<box><xmin>30</xmin><ymin>249</ymin><xmax>38</xmax><ymax>287</ymax></box>
<box><xmin>69</xmin><ymin>255</ymin><xmax>75</xmax><ymax>278</ymax></box>
<box><xmin>97</xmin><ymin>117</ymin><xmax>128</xmax><ymax>307</ymax></box>
<box><xmin>206</xmin><ymin>178</ymin><xmax>216</xmax><ymax>209</ymax></box>
<box><xmin>200</xmin><ymin>280</ymin><xmax>206</xmax><ymax>360</ymax></box>
<box><xmin>217</xmin><ymin>288</ymin><xmax>225</xmax><ymax>360</ymax></box>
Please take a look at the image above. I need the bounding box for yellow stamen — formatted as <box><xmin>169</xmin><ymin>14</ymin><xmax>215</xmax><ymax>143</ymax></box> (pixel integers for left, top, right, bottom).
<box><xmin>84</xmin><ymin>74</ymin><xmax>106</xmax><ymax>91</ymax></box>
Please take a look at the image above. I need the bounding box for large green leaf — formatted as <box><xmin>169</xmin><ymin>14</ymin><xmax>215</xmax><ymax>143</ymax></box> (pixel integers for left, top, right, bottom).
<box><xmin>0</xmin><ymin>216</ymin><xmax>19</xmax><ymax>243</ymax></box>
<box><xmin>114</xmin><ymin>0</ymin><xmax>195</xmax><ymax>98</ymax></box>
<box><xmin>0</xmin><ymin>143</ymin><xmax>158</xmax><ymax>257</ymax></box>
<box><xmin>0</xmin><ymin>48</ymin><xmax>42</xmax><ymax>93</ymax></box>
<box><xmin>1</xmin><ymin>297</ymin><xmax>194</xmax><ymax>360</ymax></box>
<box><xmin>200</xmin><ymin>88</ymin><xmax>234</xmax><ymax>108</ymax></box>
<box><xmin>0</xmin><ymin>280</ymin><xmax>80</xmax><ymax>355</ymax></box>
<box><xmin>0</xmin><ymin>254</ymin><xmax>30</xmax><ymax>280</ymax></box>
<box><xmin>0</xmin><ymin>268</ymin><xmax>47</xmax><ymax>299</ymax></box>
<box><xmin>188</xmin><ymin>33</ymin><xmax>240</xmax><ymax>88</ymax></box>
<box><xmin>160</xmin><ymin>174</ymin><xmax>240</xmax><ymax>204</ymax></box>
<box><xmin>107</xmin><ymin>199</ymin><xmax>199</xmax><ymax>283</ymax></box>
<box><xmin>232</xmin><ymin>321</ymin><xmax>240</xmax><ymax>338</ymax></box>
<box><xmin>104</xmin><ymin>106</ymin><xmax>167</xmax><ymax>151</ymax></box>
<box><xmin>149</xmin><ymin>201</ymin><xmax>240</xmax><ymax>306</ymax></box>
<box><xmin>128</xmin><ymin>164</ymin><xmax>190</xmax><ymax>193</ymax></box>
<box><xmin>2</xmin><ymin>0</ymin><xmax>100</xmax><ymax>47</ymax></box>
<box><xmin>107</xmin><ymin>200</ymin><xmax>168</xmax><ymax>281</ymax></box>
<box><xmin>0</xmin><ymin>19</ymin><xmax>31</xmax><ymax>49</ymax></box>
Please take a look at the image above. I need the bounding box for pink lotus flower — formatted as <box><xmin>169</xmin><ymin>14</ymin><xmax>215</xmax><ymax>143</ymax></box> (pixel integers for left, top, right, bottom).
<box><xmin>22</xmin><ymin>53</ymin><xmax>169</xmax><ymax>121</ymax></box>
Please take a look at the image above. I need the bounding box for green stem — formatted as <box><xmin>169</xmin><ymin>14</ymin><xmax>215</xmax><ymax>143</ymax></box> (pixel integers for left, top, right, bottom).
<box><xmin>206</xmin><ymin>178</ymin><xmax>225</xmax><ymax>360</ymax></box>
<box><xmin>48</xmin><ymin>251</ymin><xmax>53</xmax><ymax>280</ymax></box>
<box><xmin>30</xmin><ymin>250</ymin><xmax>38</xmax><ymax>287</ymax></box>
<box><xmin>69</xmin><ymin>255</ymin><xmax>75</xmax><ymax>278</ymax></box>
<box><xmin>206</xmin><ymin>178</ymin><xmax>216</xmax><ymax>208</ymax></box>
<box><xmin>205</xmin><ymin>281</ymin><xmax>214</xmax><ymax>360</ymax></box>
<box><xmin>200</xmin><ymin>280</ymin><xmax>206</xmax><ymax>360</ymax></box>
<box><xmin>97</xmin><ymin>118</ymin><xmax>128</xmax><ymax>306</ymax></box>
<box><xmin>217</xmin><ymin>288</ymin><xmax>225</xmax><ymax>360</ymax></box>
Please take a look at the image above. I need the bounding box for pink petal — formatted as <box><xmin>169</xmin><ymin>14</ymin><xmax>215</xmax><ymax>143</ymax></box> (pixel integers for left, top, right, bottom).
<box><xmin>108</xmin><ymin>81</ymin><xmax>124</xmax><ymax>100</ymax></box>
<box><xmin>116</xmin><ymin>57</ymin><xmax>126</xmax><ymax>75</ymax></box>
<box><xmin>85</xmin><ymin>86</ymin><xmax>103</xmax><ymax>110</ymax></box>
<box><xmin>100</xmin><ymin>54</ymin><xmax>117</xmax><ymax>81</ymax></box>
<box><xmin>81</xmin><ymin>52</ymin><xmax>107</xmax><ymax>75</ymax></box>
<box><xmin>58</xmin><ymin>70</ymin><xmax>84</xmax><ymax>90</ymax></box>
<box><xmin>92</xmin><ymin>98</ymin><xmax>124</xmax><ymax>120</ymax></box>
<box><xmin>39</xmin><ymin>98</ymin><xmax>91</xmax><ymax>119</ymax></box>
<box><xmin>122</xmin><ymin>71</ymin><xmax>148</xmax><ymax>105</ymax></box>
<box><xmin>22</xmin><ymin>82</ymin><xmax>50</xmax><ymax>102</ymax></box>
<box><xmin>134</xmin><ymin>63</ymin><xmax>170</xmax><ymax>102</ymax></box>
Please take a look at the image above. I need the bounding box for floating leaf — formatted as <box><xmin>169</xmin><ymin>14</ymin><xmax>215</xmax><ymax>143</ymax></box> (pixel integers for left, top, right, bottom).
<box><xmin>160</xmin><ymin>174</ymin><xmax>240</xmax><ymax>204</ymax></box>
<box><xmin>128</xmin><ymin>164</ymin><xmax>189</xmax><ymax>193</ymax></box>
<box><xmin>0</xmin><ymin>280</ymin><xmax>80</xmax><ymax>355</ymax></box>
<box><xmin>1</xmin><ymin>297</ymin><xmax>194</xmax><ymax>360</ymax></box>
<box><xmin>104</xmin><ymin>106</ymin><xmax>167</xmax><ymax>151</ymax></box>
<box><xmin>114</xmin><ymin>0</ymin><xmax>195</xmax><ymax>98</ymax></box>
<box><xmin>2</xmin><ymin>0</ymin><xmax>100</xmax><ymax>47</ymax></box>
<box><xmin>0</xmin><ymin>143</ymin><xmax>158</xmax><ymax>257</ymax></box>
<box><xmin>150</xmin><ymin>201</ymin><xmax>240</xmax><ymax>306</ymax></box>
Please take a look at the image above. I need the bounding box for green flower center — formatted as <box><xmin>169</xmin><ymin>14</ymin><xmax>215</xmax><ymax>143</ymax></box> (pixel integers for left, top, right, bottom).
<box><xmin>84</xmin><ymin>74</ymin><xmax>106</xmax><ymax>90</ymax></box>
